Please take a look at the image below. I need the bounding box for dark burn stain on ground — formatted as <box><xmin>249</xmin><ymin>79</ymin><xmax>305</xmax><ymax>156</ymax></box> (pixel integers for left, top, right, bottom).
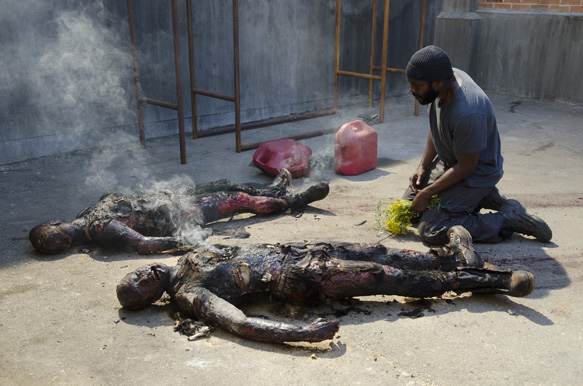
<box><xmin>509</xmin><ymin>100</ymin><xmax>522</xmax><ymax>113</ymax></box>
<box><xmin>324</xmin><ymin>298</ymin><xmax>441</xmax><ymax>320</ymax></box>
<box><xmin>534</xmin><ymin>142</ymin><xmax>554</xmax><ymax>152</ymax></box>
<box><xmin>398</xmin><ymin>308</ymin><xmax>426</xmax><ymax>318</ymax></box>
<box><xmin>397</xmin><ymin>298</ymin><xmax>438</xmax><ymax>319</ymax></box>
<box><xmin>265</xmin><ymin>296</ymin><xmax>455</xmax><ymax>322</ymax></box>
<box><xmin>330</xmin><ymin>304</ymin><xmax>373</xmax><ymax>318</ymax></box>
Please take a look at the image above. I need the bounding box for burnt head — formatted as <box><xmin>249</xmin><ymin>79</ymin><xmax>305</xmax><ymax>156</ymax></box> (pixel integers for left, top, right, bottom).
<box><xmin>117</xmin><ymin>263</ymin><xmax>171</xmax><ymax>310</ymax></box>
<box><xmin>29</xmin><ymin>220</ymin><xmax>74</xmax><ymax>254</ymax></box>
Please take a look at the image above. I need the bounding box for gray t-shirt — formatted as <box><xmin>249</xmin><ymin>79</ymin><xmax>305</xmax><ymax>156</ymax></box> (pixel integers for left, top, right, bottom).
<box><xmin>428</xmin><ymin>69</ymin><xmax>503</xmax><ymax>188</ymax></box>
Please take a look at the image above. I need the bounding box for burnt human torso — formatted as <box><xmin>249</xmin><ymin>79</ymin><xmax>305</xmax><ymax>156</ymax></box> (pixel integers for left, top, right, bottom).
<box><xmin>77</xmin><ymin>191</ymin><xmax>177</xmax><ymax>236</ymax></box>
<box><xmin>76</xmin><ymin>181</ymin><xmax>292</xmax><ymax>238</ymax></box>
<box><xmin>168</xmin><ymin>242</ymin><xmax>441</xmax><ymax>310</ymax></box>
<box><xmin>169</xmin><ymin>246</ymin><xmax>273</xmax><ymax>303</ymax></box>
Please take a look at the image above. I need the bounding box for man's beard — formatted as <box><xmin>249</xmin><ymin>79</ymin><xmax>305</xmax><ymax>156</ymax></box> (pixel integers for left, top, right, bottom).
<box><xmin>415</xmin><ymin>83</ymin><xmax>439</xmax><ymax>105</ymax></box>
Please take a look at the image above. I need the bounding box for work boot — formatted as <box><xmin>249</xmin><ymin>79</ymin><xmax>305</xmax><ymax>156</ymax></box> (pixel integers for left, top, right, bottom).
<box><xmin>478</xmin><ymin>187</ymin><xmax>508</xmax><ymax>211</ymax></box>
<box><xmin>432</xmin><ymin>226</ymin><xmax>484</xmax><ymax>270</ymax></box>
<box><xmin>499</xmin><ymin>199</ymin><xmax>552</xmax><ymax>243</ymax></box>
<box><xmin>270</xmin><ymin>168</ymin><xmax>294</xmax><ymax>197</ymax></box>
<box><xmin>285</xmin><ymin>182</ymin><xmax>330</xmax><ymax>211</ymax></box>
<box><xmin>455</xmin><ymin>267</ymin><xmax>535</xmax><ymax>297</ymax></box>
<box><xmin>447</xmin><ymin>226</ymin><xmax>484</xmax><ymax>267</ymax></box>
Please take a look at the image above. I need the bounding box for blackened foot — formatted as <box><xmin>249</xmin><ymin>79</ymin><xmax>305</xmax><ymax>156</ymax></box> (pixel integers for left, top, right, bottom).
<box><xmin>456</xmin><ymin>267</ymin><xmax>535</xmax><ymax>297</ymax></box>
<box><xmin>506</xmin><ymin>271</ymin><xmax>536</xmax><ymax>297</ymax></box>
<box><xmin>269</xmin><ymin>168</ymin><xmax>294</xmax><ymax>197</ymax></box>
<box><xmin>285</xmin><ymin>182</ymin><xmax>330</xmax><ymax>211</ymax></box>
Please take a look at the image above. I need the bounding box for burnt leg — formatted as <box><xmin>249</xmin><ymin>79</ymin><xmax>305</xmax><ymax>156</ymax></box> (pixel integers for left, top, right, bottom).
<box><xmin>184</xmin><ymin>170</ymin><xmax>294</xmax><ymax>198</ymax></box>
<box><xmin>284</xmin><ymin>182</ymin><xmax>330</xmax><ymax>210</ymax></box>
<box><xmin>455</xmin><ymin>268</ymin><xmax>535</xmax><ymax>297</ymax></box>
<box><xmin>325</xmin><ymin>244</ymin><xmax>440</xmax><ymax>271</ymax></box>
<box><xmin>191</xmin><ymin>180</ymin><xmax>269</xmax><ymax>196</ymax></box>
<box><xmin>319</xmin><ymin>260</ymin><xmax>457</xmax><ymax>300</ymax></box>
<box><xmin>324</xmin><ymin>226</ymin><xmax>483</xmax><ymax>272</ymax></box>
<box><xmin>319</xmin><ymin>260</ymin><xmax>534</xmax><ymax>300</ymax></box>
<box><xmin>184</xmin><ymin>192</ymin><xmax>290</xmax><ymax>223</ymax></box>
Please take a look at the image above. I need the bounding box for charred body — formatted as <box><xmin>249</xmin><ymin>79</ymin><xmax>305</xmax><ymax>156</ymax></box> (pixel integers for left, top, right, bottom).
<box><xmin>29</xmin><ymin>169</ymin><xmax>329</xmax><ymax>255</ymax></box>
<box><xmin>117</xmin><ymin>228</ymin><xmax>535</xmax><ymax>344</ymax></box>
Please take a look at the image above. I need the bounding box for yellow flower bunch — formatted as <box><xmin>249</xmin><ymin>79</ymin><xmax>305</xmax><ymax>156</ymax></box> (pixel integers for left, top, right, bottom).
<box><xmin>374</xmin><ymin>196</ymin><xmax>441</xmax><ymax>235</ymax></box>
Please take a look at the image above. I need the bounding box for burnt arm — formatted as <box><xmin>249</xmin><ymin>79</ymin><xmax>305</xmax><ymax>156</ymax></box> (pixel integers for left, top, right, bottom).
<box><xmin>88</xmin><ymin>220</ymin><xmax>180</xmax><ymax>254</ymax></box>
<box><xmin>170</xmin><ymin>250</ymin><xmax>340</xmax><ymax>343</ymax></box>
<box><xmin>175</xmin><ymin>287</ymin><xmax>338</xmax><ymax>343</ymax></box>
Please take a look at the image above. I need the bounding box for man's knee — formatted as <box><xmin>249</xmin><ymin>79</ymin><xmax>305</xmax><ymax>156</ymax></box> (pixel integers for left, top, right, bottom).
<box><xmin>418</xmin><ymin>210</ymin><xmax>450</xmax><ymax>245</ymax></box>
<box><xmin>418</xmin><ymin>222</ymin><xmax>446</xmax><ymax>245</ymax></box>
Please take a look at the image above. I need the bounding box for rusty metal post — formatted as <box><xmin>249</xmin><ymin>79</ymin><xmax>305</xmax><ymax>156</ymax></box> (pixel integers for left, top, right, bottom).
<box><xmin>368</xmin><ymin>0</ymin><xmax>378</xmax><ymax>108</ymax></box>
<box><xmin>233</xmin><ymin>0</ymin><xmax>242</xmax><ymax>153</ymax></box>
<box><xmin>126</xmin><ymin>0</ymin><xmax>187</xmax><ymax>163</ymax></box>
<box><xmin>186</xmin><ymin>0</ymin><xmax>198</xmax><ymax>139</ymax></box>
<box><xmin>171</xmin><ymin>0</ymin><xmax>187</xmax><ymax>164</ymax></box>
<box><xmin>378</xmin><ymin>0</ymin><xmax>390</xmax><ymax>123</ymax></box>
<box><xmin>336</xmin><ymin>0</ymin><xmax>387</xmax><ymax>122</ymax></box>
<box><xmin>414</xmin><ymin>0</ymin><xmax>427</xmax><ymax>117</ymax></box>
<box><xmin>126</xmin><ymin>0</ymin><xmax>146</xmax><ymax>148</ymax></box>
<box><xmin>334</xmin><ymin>0</ymin><xmax>341</xmax><ymax>114</ymax></box>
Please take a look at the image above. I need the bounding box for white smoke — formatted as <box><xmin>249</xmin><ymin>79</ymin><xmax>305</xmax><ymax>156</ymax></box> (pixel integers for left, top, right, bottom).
<box><xmin>22</xmin><ymin>0</ymin><xmax>209</xmax><ymax>246</ymax></box>
<box><xmin>38</xmin><ymin>8</ymin><xmax>128</xmax><ymax>113</ymax></box>
<box><xmin>29</xmin><ymin>2</ymin><xmax>134</xmax><ymax>141</ymax></box>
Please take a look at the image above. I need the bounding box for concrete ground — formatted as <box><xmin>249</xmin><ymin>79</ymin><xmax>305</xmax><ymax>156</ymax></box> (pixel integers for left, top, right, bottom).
<box><xmin>1</xmin><ymin>93</ymin><xmax>582</xmax><ymax>386</ymax></box>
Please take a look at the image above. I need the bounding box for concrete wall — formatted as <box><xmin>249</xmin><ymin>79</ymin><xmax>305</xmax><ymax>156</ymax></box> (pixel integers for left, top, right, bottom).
<box><xmin>436</xmin><ymin>0</ymin><xmax>583</xmax><ymax>104</ymax></box>
<box><xmin>475</xmin><ymin>10</ymin><xmax>583</xmax><ymax>103</ymax></box>
<box><xmin>1</xmin><ymin>0</ymin><xmax>441</xmax><ymax>165</ymax></box>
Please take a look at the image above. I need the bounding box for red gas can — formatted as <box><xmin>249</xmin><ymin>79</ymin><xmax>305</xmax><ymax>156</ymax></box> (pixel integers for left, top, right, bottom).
<box><xmin>253</xmin><ymin>139</ymin><xmax>312</xmax><ymax>178</ymax></box>
<box><xmin>334</xmin><ymin>120</ymin><xmax>378</xmax><ymax>175</ymax></box>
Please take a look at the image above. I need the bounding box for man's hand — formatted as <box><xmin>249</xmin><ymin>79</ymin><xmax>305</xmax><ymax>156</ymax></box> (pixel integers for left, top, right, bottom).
<box><xmin>410</xmin><ymin>152</ymin><xmax>480</xmax><ymax>214</ymax></box>
<box><xmin>409</xmin><ymin>165</ymin><xmax>427</xmax><ymax>193</ymax></box>
<box><xmin>411</xmin><ymin>189</ymin><xmax>432</xmax><ymax>213</ymax></box>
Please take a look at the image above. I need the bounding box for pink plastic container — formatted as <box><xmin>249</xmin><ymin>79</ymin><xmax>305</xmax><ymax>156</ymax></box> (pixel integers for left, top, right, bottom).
<box><xmin>334</xmin><ymin>120</ymin><xmax>378</xmax><ymax>175</ymax></box>
<box><xmin>253</xmin><ymin>139</ymin><xmax>312</xmax><ymax>178</ymax></box>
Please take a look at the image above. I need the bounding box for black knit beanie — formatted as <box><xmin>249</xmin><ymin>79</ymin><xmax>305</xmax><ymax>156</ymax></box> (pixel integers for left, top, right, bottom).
<box><xmin>405</xmin><ymin>45</ymin><xmax>453</xmax><ymax>82</ymax></box>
